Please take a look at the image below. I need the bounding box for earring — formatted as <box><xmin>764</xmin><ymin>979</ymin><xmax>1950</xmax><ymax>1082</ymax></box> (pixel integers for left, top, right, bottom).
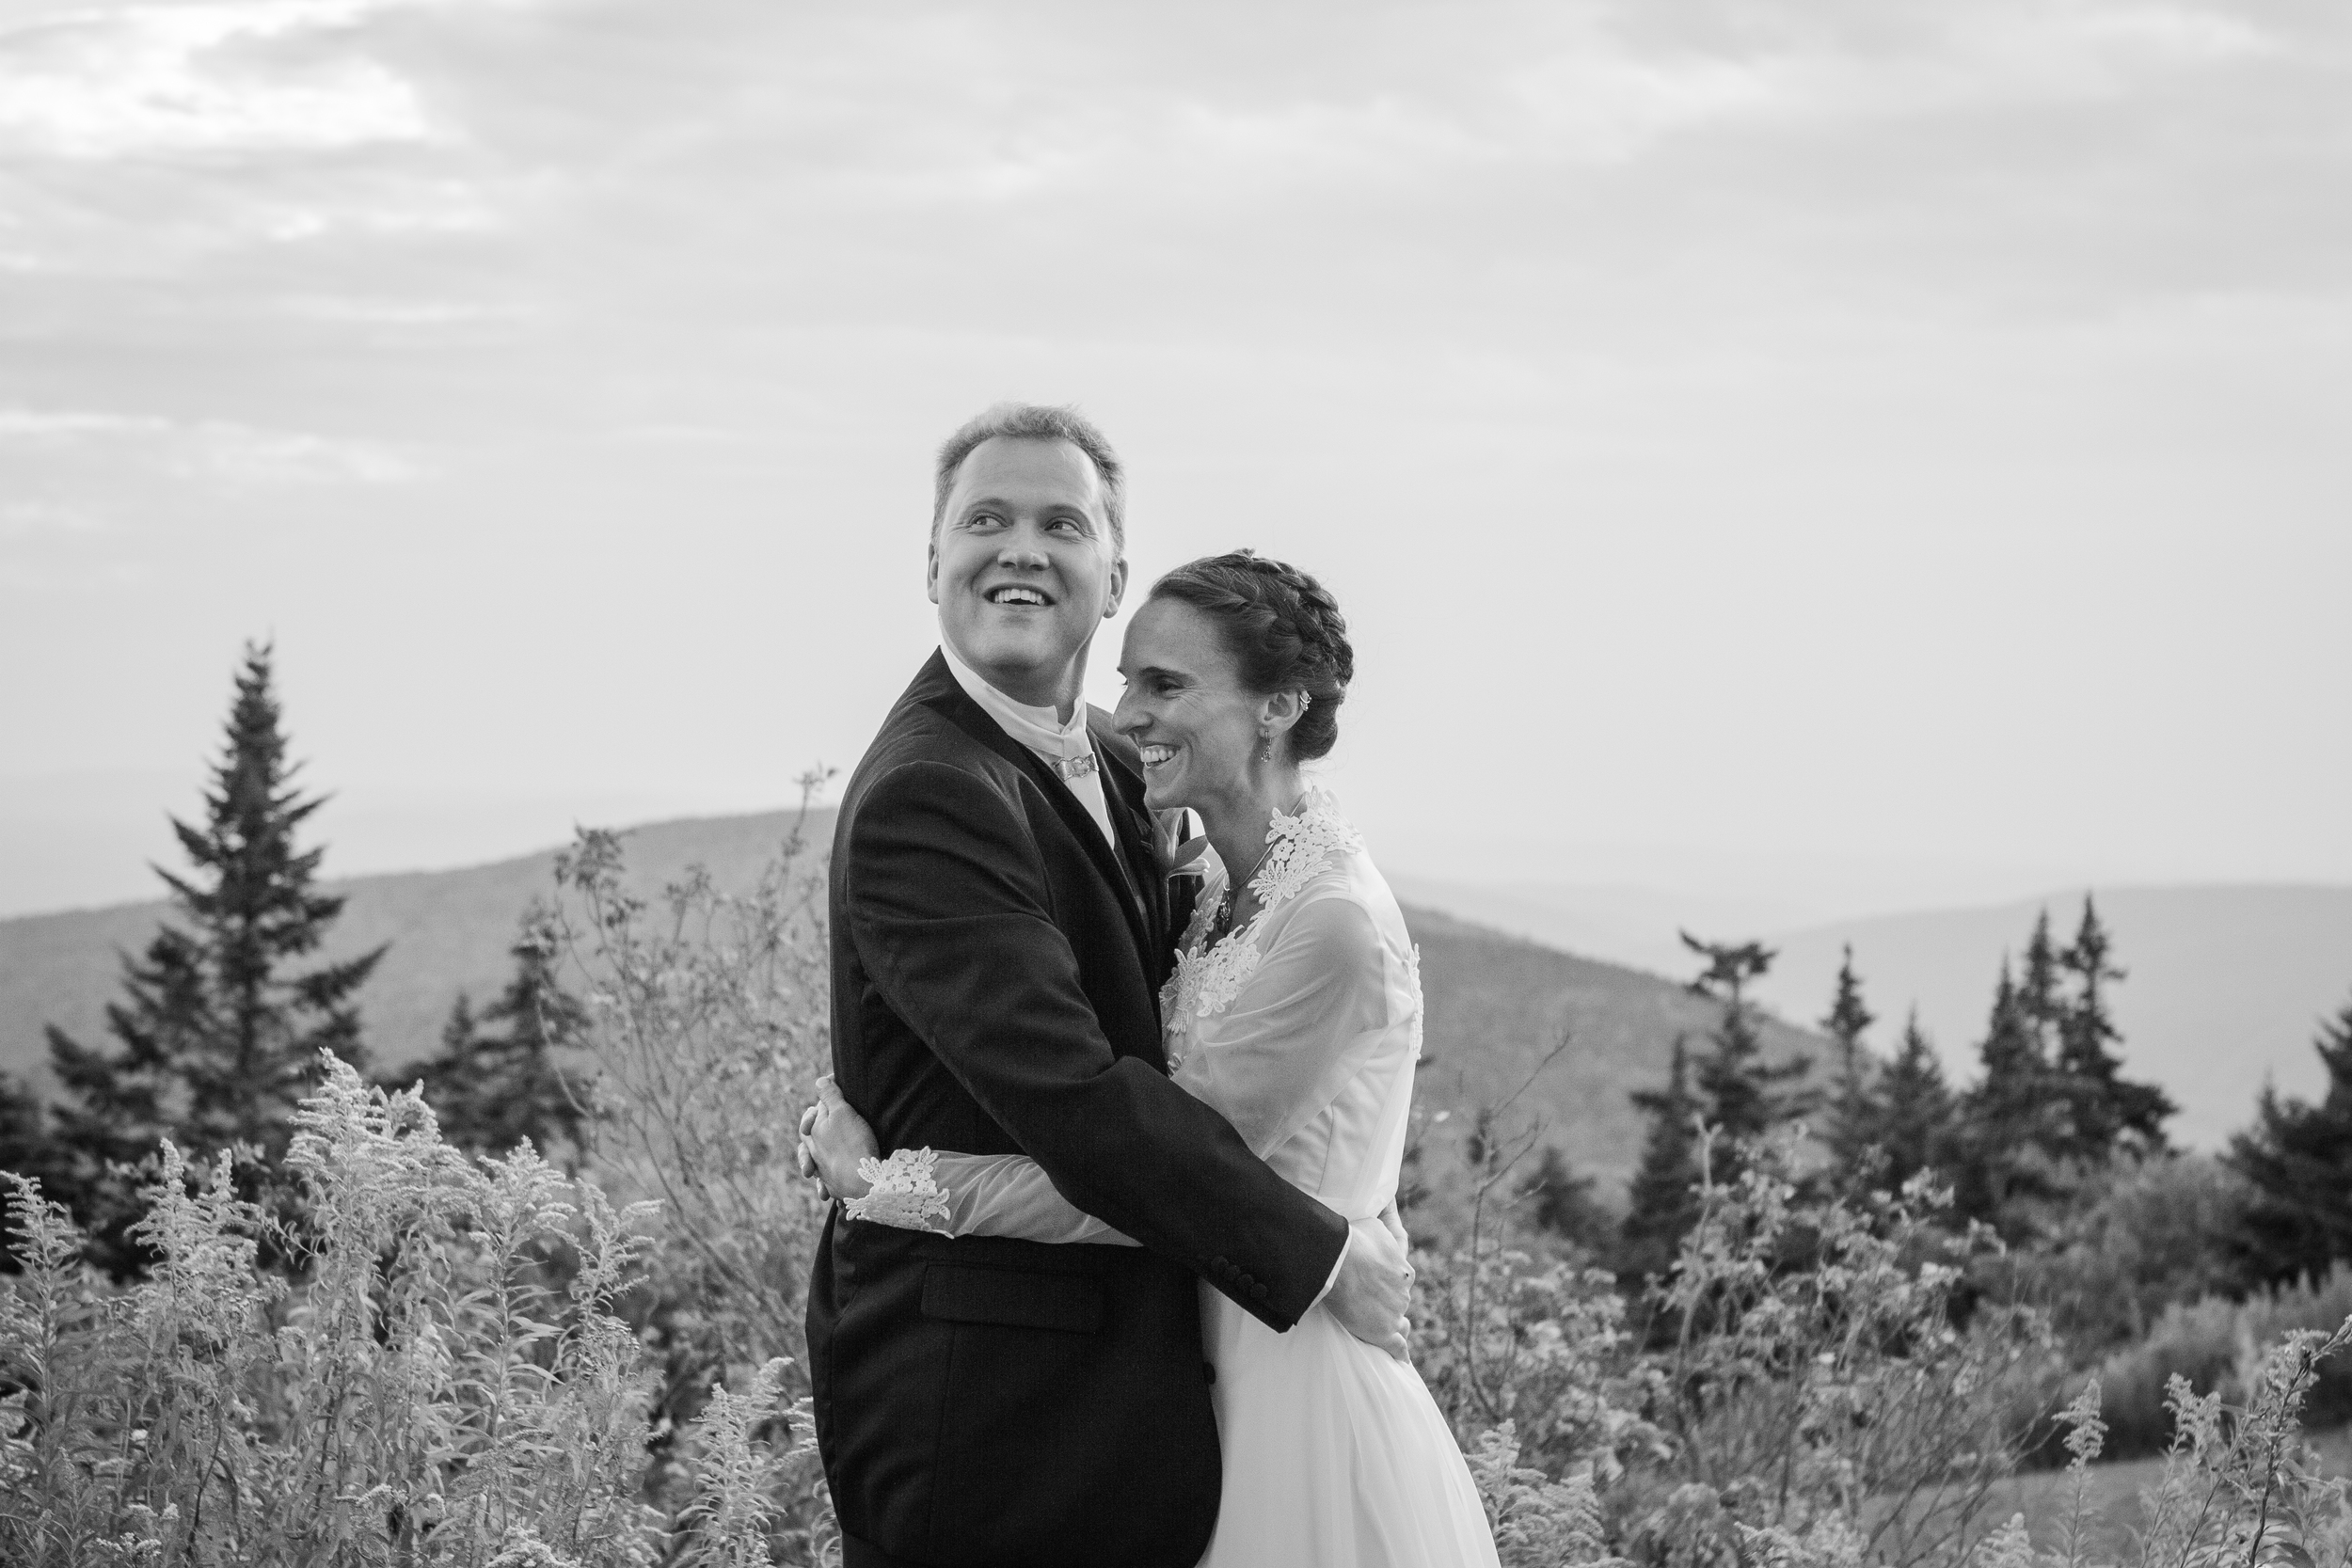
<box><xmin>1257</xmin><ymin>731</ymin><xmax>1273</xmax><ymax>763</ymax></box>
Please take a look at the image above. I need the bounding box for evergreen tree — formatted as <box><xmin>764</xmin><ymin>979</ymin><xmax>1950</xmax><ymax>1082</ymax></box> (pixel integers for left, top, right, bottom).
<box><xmin>2226</xmin><ymin>991</ymin><xmax>2352</xmax><ymax>1290</ymax></box>
<box><xmin>2016</xmin><ymin>911</ymin><xmax>2065</xmax><ymax>1062</ymax></box>
<box><xmin>1820</xmin><ymin>945</ymin><xmax>1883</xmax><ymax>1185</ymax></box>
<box><xmin>1518</xmin><ymin>1145</ymin><xmax>1616</xmax><ymax>1256</ymax></box>
<box><xmin>2053</xmin><ymin>896</ymin><xmax>2174</xmax><ymax>1159</ymax></box>
<box><xmin>398</xmin><ymin>931</ymin><xmax>588</xmax><ymax>1159</ymax></box>
<box><xmin>44</xmin><ymin>641</ymin><xmax>384</xmax><ymax>1255</ymax></box>
<box><xmin>1953</xmin><ymin>957</ymin><xmax>2064</xmax><ymax>1231</ymax></box>
<box><xmin>0</xmin><ymin>1071</ymin><xmax>72</xmax><ymax>1270</ymax></box>
<box><xmin>1620</xmin><ymin>1037</ymin><xmax>1703</xmax><ymax>1281</ymax></box>
<box><xmin>1682</xmin><ymin>932</ymin><xmax>1812</xmax><ymax>1178</ymax></box>
<box><xmin>1977</xmin><ymin>958</ymin><xmax>2042</xmax><ymax>1096</ymax></box>
<box><xmin>1873</xmin><ymin>1010</ymin><xmax>1955</xmax><ymax>1196</ymax></box>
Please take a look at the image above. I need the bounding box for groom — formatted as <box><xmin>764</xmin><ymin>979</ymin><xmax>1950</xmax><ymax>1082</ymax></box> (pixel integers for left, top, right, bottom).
<box><xmin>806</xmin><ymin>404</ymin><xmax>1413</xmax><ymax>1568</ymax></box>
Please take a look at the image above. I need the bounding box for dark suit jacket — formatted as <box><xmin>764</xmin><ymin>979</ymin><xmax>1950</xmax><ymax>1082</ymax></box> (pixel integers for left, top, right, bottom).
<box><xmin>807</xmin><ymin>651</ymin><xmax>1350</xmax><ymax>1568</ymax></box>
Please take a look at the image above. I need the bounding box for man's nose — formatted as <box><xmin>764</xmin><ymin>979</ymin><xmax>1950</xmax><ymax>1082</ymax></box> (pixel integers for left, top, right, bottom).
<box><xmin>995</xmin><ymin>526</ymin><xmax>1049</xmax><ymax>571</ymax></box>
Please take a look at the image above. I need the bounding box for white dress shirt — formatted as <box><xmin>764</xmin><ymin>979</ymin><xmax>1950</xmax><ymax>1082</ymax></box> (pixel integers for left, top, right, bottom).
<box><xmin>939</xmin><ymin>640</ymin><xmax>1120</xmax><ymax>850</ymax></box>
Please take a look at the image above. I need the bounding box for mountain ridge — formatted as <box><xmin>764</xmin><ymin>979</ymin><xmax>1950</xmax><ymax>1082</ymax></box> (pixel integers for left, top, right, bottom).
<box><xmin>0</xmin><ymin>806</ymin><xmax>1820</xmax><ymax>1189</ymax></box>
<box><xmin>1391</xmin><ymin>877</ymin><xmax>2352</xmax><ymax>1150</ymax></box>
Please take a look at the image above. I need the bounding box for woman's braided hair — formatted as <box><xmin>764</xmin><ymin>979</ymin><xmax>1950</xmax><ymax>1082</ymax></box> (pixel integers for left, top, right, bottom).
<box><xmin>1148</xmin><ymin>549</ymin><xmax>1354</xmax><ymax>762</ymax></box>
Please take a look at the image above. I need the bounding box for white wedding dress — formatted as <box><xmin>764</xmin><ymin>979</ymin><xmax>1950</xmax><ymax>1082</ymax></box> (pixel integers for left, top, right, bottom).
<box><xmin>848</xmin><ymin>789</ymin><xmax>1500</xmax><ymax>1568</ymax></box>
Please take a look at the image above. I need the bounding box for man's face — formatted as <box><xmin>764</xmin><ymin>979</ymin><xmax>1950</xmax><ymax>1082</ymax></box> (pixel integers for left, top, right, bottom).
<box><xmin>929</xmin><ymin>436</ymin><xmax>1126</xmax><ymax>709</ymax></box>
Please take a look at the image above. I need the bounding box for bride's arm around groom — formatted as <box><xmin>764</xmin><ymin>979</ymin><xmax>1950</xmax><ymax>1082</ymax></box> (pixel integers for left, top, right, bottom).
<box><xmin>804</xmin><ymin>404</ymin><xmax>1409</xmax><ymax>1568</ymax></box>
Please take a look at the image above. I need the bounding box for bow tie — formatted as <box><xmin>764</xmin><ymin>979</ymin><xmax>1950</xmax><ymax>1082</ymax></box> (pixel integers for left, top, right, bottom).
<box><xmin>1048</xmin><ymin>751</ymin><xmax>1098</xmax><ymax>783</ymax></box>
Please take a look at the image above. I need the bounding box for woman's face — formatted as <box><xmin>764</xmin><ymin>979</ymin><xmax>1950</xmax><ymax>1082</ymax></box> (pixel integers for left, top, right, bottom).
<box><xmin>1113</xmin><ymin>597</ymin><xmax>1266</xmax><ymax>814</ymax></box>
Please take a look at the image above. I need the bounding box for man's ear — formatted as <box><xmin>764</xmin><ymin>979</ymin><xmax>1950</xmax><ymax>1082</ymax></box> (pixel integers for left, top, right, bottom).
<box><xmin>1103</xmin><ymin>554</ymin><xmax>1129</xmax><ymax>619</ymax></box>
<box><xmin>926</xmin><ymin>538</ymin><xmax>941</xmax><ymax>605</ymax></box>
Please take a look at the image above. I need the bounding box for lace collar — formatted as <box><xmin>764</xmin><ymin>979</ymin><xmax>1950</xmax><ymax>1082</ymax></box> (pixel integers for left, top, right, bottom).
<box><xmin>1246</xmin><ymin>787</ymin><xmax>1363</xmax><ymax>915</ymax></box>
<box><xmin>1164</xmin><ymin>788</ymin><xmax>1363</xmax><ymax>1043</ymax></box>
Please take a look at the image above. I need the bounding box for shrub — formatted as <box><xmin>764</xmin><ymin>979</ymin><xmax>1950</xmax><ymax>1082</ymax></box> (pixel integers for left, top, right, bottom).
<box><xmin>0</xmin><ymin>1060</ymin><xmax>826</xmax><ymax>1567</ymax></box>
<box><xmin>2090</xmin><ymin>1266</ymin><xmax>2352</xmax><ymax>1461</ymax></box>
<box><xmin>542</xmin><ymin>789</ymin><xmax>834</xmax><ymax>1389</ymax></box>
<box><xmin>1419</xmin><ymin>1127</ymin><xmax>2060</xmax><ymax>1568</ymax></box>
<box><xmin>530</xmin><ymin>786</ymin><xmax>838</xmax><ymax>1554</ymax></box>
<box><xmin>1983</xmin><ymin>1154</ymin><xmax>2253</xmax><ymax>1359</ymax></box>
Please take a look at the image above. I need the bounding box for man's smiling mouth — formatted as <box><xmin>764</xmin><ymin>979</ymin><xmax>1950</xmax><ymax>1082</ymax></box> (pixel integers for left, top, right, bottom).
<box><xmin>1139</xmin><ymin>743</ymin><xmax>1176</xmax><ymax>768</ymax></box>
<box><xmin>986</xmin><ymin>585</ymin><xmax>1053</xmax><ymax>607</ymax></box>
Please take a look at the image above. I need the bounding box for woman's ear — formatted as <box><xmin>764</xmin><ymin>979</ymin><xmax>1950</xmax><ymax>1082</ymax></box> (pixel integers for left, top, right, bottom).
<box><xmin>1262</xmin><ymin>689</ymin><xmax>1307</xmax><ymax>737</ymax></box>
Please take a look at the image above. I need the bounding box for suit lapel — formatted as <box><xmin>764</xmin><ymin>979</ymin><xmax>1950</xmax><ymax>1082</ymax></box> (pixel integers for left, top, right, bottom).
<box><xmin>916</xmin><ymin>654</ymin><xmax>1156</xmax><ymax>966</ymax></box>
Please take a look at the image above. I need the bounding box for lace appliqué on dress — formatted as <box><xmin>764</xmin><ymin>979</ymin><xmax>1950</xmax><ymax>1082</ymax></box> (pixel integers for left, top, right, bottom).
<box><xmin>1402</xmin><ymin>941</ymin><xmax>1427</xmax><ymax>1062</ymax></box>
<box><xmin>843</xmin><ymin>1147</ymin><xmax>952</xmax><ymax>1234</ymax></box>
<box><xmin>1252</xmin><ymin>792</ymin><xmax>1364</xmax><ymax>911</ymax></box>
<box><xmin>1162</xmin><ymin>789</ymin><xmax>1363</xmax><ymax>1071</ymax></box>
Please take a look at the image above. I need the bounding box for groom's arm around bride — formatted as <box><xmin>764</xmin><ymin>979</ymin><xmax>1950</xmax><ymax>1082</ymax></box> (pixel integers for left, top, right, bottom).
<box><xmin>805</xmin><ymin>405</ymin><xmax>1410</xmax><ymax>1568</ymax></box>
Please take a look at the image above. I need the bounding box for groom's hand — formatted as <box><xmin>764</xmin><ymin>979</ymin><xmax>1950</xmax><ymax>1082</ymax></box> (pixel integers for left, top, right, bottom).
<box><xmin>1325</xmin><ymin>1214</ymin><xmax>1414</xmax><ymax>1363</ymax></box>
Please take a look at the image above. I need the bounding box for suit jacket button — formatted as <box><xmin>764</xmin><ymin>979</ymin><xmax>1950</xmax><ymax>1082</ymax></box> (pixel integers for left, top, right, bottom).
<box><xmin>1250</xmin><ymin>1282</ymin><xmax>1270</xmax><ymax>1302</ymax></box>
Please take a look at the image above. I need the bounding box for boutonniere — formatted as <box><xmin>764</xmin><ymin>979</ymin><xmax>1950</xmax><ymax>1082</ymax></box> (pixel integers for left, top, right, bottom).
<box><xmin>1155</xmin><ymin>808</ymin><xmax>1210</xmax><ymax>881</ymax></box>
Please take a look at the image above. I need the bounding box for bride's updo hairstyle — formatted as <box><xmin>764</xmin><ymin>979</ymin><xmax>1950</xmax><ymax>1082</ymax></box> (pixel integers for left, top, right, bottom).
<box><xmin>1148</xmin><ymin>550</ymin><xmax>1354</xmax><ymax>761</ymax></box>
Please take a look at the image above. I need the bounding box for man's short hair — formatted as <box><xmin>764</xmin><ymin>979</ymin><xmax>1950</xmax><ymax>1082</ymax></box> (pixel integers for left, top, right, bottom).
<box><xmin>932</xmin><ymin>403</ymin><xmax>1125</xmax><ymax>553</ymax></box>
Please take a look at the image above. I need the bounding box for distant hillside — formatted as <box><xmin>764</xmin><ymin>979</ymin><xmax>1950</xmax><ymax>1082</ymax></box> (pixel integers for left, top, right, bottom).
<box><xmin>1751</xmin><ymin>887</ymin><xmax>2352</xmax><ymax>1150</ymax></box>
<box><xmin>0</xmin><ymin>809</ymin><xmax>840</xmax><ymax>1091</ymax></box>
<box><xmin>0</xmin><ymin>808</ymin><xmax>1799</xmax><ymax>1192</ymax></box>
<box><xmin>1402</xmin><ymin>907</ymin><xmax>1820</xmax><ymax>1189</ymax></box>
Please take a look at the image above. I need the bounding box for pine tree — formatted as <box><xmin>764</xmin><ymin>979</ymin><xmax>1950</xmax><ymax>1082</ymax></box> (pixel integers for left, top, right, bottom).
<box><xmin>43</xmin><ymin>641</ymin><xmax>385</xmax><ymax>1255</ymax></box>
<box><xmin>1620</xmin><ymin>1037</ymin><xmax>1703</xmax><ymax>1281</ymax></box>
<box><xmin>1953</xmin><ymin>956</ymin><xmax>2063</xmax><ymax>1231</ymax></box>
<box><xmin>1873</xmin><ymin>1010</ymin><xmax>1955</xmax><ymax>1196</ymax></box>
<box><xmin>0</xmin><ymin>1071</ymin><xmax>72</xmax><ymax>1270</ymax></box>
<box><xmin>1682</xmin><ymin>932</ymin><xmax>1812</xmax><ymax>1180</ymax></box>
<box><xmin>398</xmin><ymin>931</ymin><xmax>587</xmax><ymax>1159</ymax></box>
<box><xmin>2052</xmin><ymin>896</ymin><xmax>2174</xmax><ymax>1159</ymax></box>
<box><xmin>2226</xmin><ymin>991</ymin><xmax>2352</xmax><ymax>1290</ymax></box>
<box><xmin>1518</xmin><ymin>1145</ymin><xmax>1615</xmax><ymax>1256</ymax></box>
<box><xmin>2017</xmin><ymin>911</ymin><xmax>2065</xmax><ymax>1062</ymax></box>
<box><xmin>1820</xmin><ymin>946</ymin><xmax>1883</xmax><ymax>1185</ymax></box>
<box><xmin>1978</xmin><ymin>958</ymin><xmax>2041</xmax><ymax>1095</ymax></box>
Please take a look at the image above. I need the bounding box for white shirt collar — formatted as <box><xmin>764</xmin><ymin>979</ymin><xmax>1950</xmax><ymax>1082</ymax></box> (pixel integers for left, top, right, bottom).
<box><xmin>938</xmin><ymin>639</ymin><xmax>1093</xmax><ymax>763</ymax></box>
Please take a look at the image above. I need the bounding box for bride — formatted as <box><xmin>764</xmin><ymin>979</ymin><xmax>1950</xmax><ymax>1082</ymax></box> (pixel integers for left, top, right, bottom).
<box><xmin>803</xmin><ymin>550</ymin><xmax>1501</xmax><ymax>1568</ymax></box>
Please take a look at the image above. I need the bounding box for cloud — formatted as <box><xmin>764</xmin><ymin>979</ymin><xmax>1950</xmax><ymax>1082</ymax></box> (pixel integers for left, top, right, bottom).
<box><xmin>0</xmin><ymin>499</ymin><xmax>104</xmax><ymax>539</ymax></box>
<box><xmin>0</xmin><ymin>3</ymin><xmax>444</xmax><ymax>160</ymax></box>
<box><xmin>0</xmin><ymin>407</ymin><xmax>421</xmax><ymax>485</ymax></box>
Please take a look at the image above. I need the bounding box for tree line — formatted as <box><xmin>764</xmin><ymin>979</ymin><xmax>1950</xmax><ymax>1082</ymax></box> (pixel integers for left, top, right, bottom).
<box><xmin>6</xmin><ymin>641</ymin><xmax>2352</xmax><ymax>1315</ymax></box>
<box><xmin>0</xmin><ymin>643</ymin><xmax>581</xmax><ymax>1273</ymax></box>
<box><xmin>1516</xmin><ymin>907</ymin><xmax>2352</xmax><ymax>1307</ymax></box>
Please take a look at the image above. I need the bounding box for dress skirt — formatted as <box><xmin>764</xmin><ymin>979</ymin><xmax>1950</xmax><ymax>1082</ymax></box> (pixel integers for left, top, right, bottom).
<box><xmin>1198</xmin><ymin>1284</ymin><xmax>1502</xmax><ymax>1568</ymax></box>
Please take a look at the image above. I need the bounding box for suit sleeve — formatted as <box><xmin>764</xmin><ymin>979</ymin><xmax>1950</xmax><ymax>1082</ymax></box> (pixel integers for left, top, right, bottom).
<box><xmin>845</xmin><ymin>759</ymin><xmax>1347</xmax><ymax>1330</ymax></box>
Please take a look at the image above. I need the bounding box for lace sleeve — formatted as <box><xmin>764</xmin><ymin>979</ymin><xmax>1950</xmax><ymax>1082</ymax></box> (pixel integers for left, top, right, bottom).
<box><xmin>1184</xmin><ymin>892</ymin><xmax>1396</xmax><ymax>1159</ymax></box>
<box><xmin>842</xmin><ymin>1148</ymin><xmax>1137</xmax><ymax>1245</ymax></box>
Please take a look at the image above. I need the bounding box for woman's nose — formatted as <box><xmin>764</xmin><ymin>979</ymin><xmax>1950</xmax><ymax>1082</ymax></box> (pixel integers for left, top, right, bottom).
<box><xmin>1112</xmin><ymin>689</ymin><xmax>1146</xmax><ymax>734</ymax></box>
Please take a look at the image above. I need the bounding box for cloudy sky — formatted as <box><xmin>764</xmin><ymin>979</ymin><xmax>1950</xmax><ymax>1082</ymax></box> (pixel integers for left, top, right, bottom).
<box><xmin>2</xmin><ymin>0</ymin><xmax>2346</xmax><ymax>923</ymax></box>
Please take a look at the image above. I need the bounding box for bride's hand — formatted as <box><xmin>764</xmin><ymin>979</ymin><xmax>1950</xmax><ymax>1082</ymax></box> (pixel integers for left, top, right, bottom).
<box><xmin>798</xmin><ymin>1075</ymin><xmax>882</xmax><ymax>1203</ymax></box>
